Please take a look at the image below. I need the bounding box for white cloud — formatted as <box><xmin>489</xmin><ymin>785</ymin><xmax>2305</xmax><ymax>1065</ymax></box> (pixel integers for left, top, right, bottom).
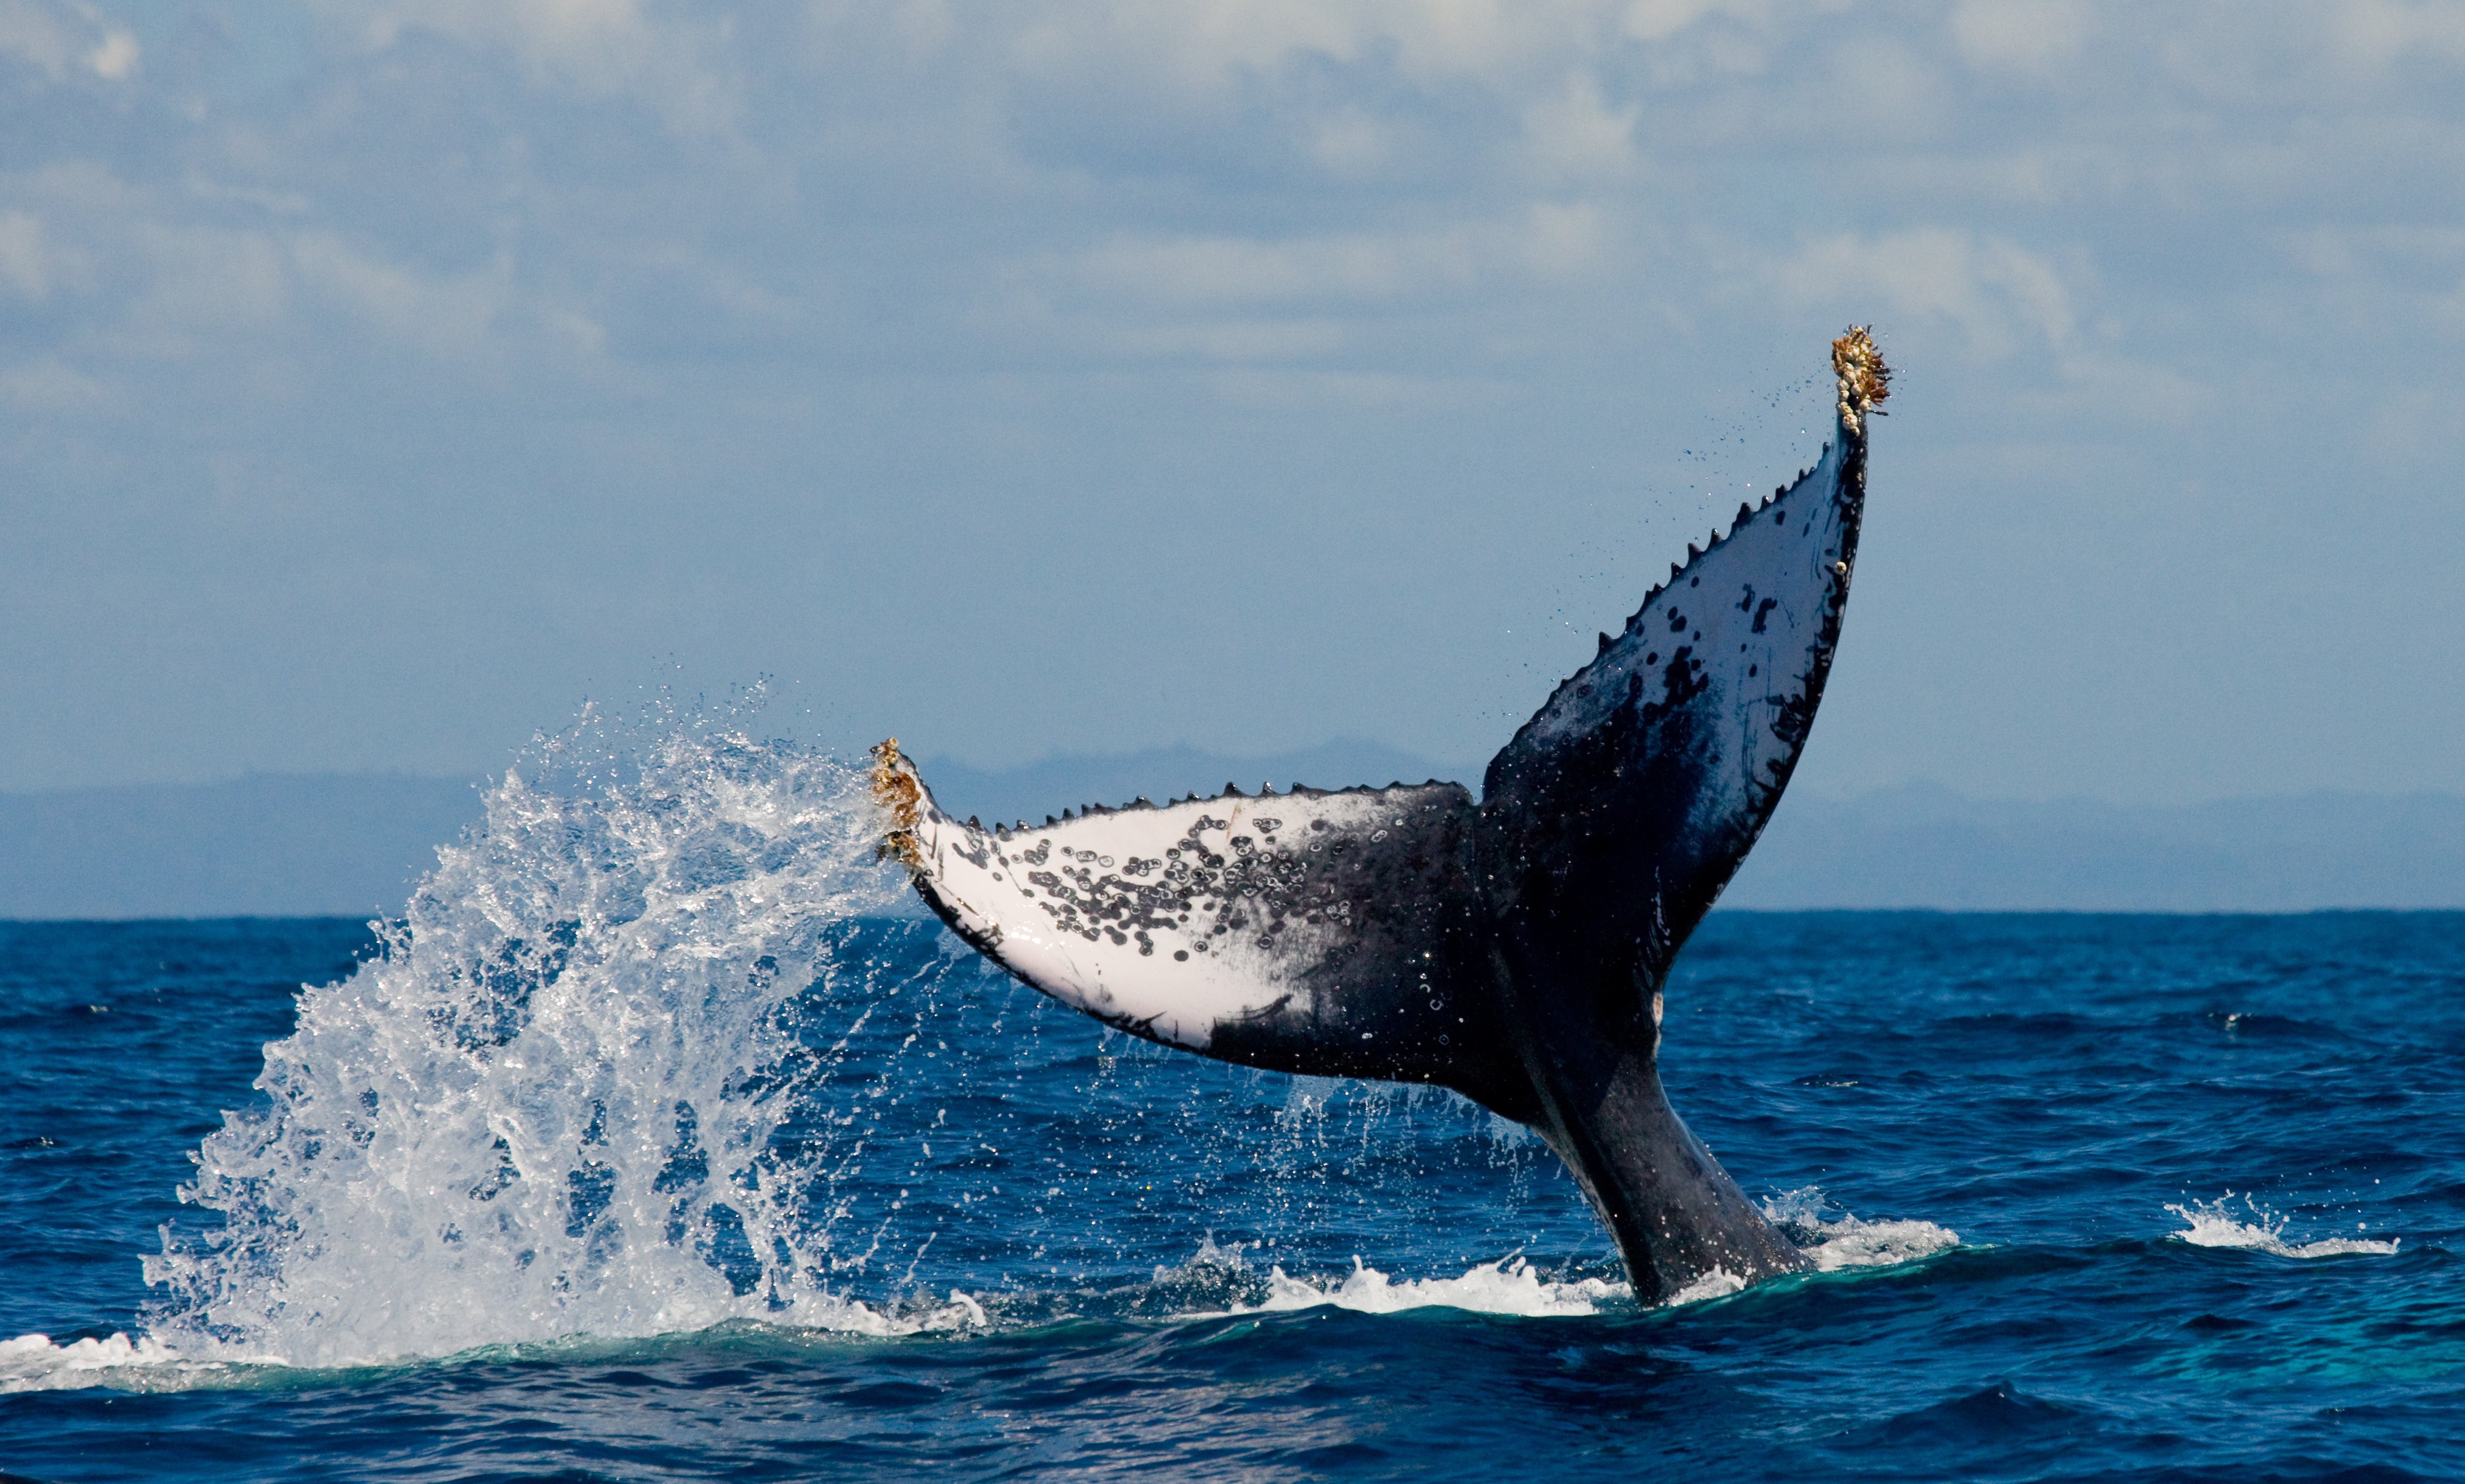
<box><xmin>1824</xmin><ymin>33</ymin><xmax>1951</xmax><ymax>142</ymax></box>
<box><xmin>1066</xmin><ymin>229</ymin><xmax>1479</xmax><ymax>310</ymax></box>
<box><xmin>1306</xmin><ymin>109</ymin><xmax>1396</xmax><ymax>176</ymax></box>
<box><xmin>1776</xmin><ymin>228</ymin><xmax>2076</xmax><ymax>360</ymax></box>
<box><xmin>329</xmin><ymin>0</ymin><xmax>739</xmax><ymax>131</ymax></box>
<box><xmin>1056</xmin><ymin>202</ymin><xmax>1617</xmax><ymax>319</ymax></box>
<box><xmin>127</xmin><ymin>223</ymin><xmax>291</xmax><ymax>341</ymax></box>
<box><xmin>2327</xmin><ymin>0</ymin><xmax>2465</xmax><ymax>70</ymax></box>
<box><xmin>86</xmin><ymin>22</ymin><xmax>133</xmax><ymax>78</ymax></box>
<box><xmin>1623</xmin><ymin>0</ymin><xmax>1781</xmax><ymax>44</ymax></box>
<box><xmin>0</xmin><ymin>0</ymin><xmax>130</xmax><ymax>79</ymax></box>
<box><xmin>1950</xmin><ymin>0</ymin><xmax>2095</xmax><ymax>76</ymax></box>
<box><xmin>288</xmin><ymin>233</ymin><xmax>510</xmax><ymax>355</ymax></box>
<box><xmin>1620</xmin><ymin>0</ymin><xmax>1853</xmax><ymax>81</ymax></box>
<box><xmin>0</xmin><ymin>356</ymin><xmax>112</xmax><ymax>411</ymax></box>
<box><xmin>1000</xmin><ymin>0</ymin><xmax>1650</xmax><ymax>100</ymax></box>
<box><xmin>0</xmin><ymin>208</ymin><xmax>57</xmax><ymax>300</ymax></box>
<box><xmin>0</xmin><ymin>0</ymin><xmax>128</xmax><ymax>79</ymax></box>
<box><xmin>1523</xmin><ymin>73</ymin><xmax>1642</xmax><ymax>182</ymax></box>
<box><xmin>2037</xmin><ymin>348</ymin><xmax>2213</xmax><ymax>427</ymax></box>
<box><xmin>347</xmin><ymin>0</ymin><xmax>651</xmax><ymax>71</ymax></box>
<box><xmin>1098</xmin><ymin>317</ymin><xmax>1356</xmax><ymax>363</ymax></box>
<box><xmin>0</xmin><ymin>0</ymin><xmax>77</xmax><ymax>76</ymax></box>
<box><xmin>1519</xmin><ymin>199</ymin><xmax>1614</xmax><ymax>279</ymax></box>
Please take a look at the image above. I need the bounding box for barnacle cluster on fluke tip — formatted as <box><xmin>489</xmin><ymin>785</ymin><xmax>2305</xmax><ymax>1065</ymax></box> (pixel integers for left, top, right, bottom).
<box><xmin>1832</xmin><ymin>325</ymin><xmax>1890</xmax><ymax>434</ymax></box>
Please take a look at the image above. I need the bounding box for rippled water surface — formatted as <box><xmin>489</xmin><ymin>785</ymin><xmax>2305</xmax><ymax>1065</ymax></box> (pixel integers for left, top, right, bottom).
<box><xmin>3</xmin><ymin>736</ymin><xmax>2458</xmax><ymax>1481</ymax></box>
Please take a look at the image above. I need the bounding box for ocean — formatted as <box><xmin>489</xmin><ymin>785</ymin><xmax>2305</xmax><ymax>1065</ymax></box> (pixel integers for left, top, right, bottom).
<box><xmin>3</xmin><ymin>732</ymin><xmax>2458</xmax><ymax>1481</ymax></box>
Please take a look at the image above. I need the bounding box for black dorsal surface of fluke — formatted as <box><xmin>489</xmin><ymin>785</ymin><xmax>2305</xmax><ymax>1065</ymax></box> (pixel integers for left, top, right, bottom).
<box><xmin>873</xmin><ymin>329</ymin><xmax>1891</xmax><ymax>1305</ymax></box>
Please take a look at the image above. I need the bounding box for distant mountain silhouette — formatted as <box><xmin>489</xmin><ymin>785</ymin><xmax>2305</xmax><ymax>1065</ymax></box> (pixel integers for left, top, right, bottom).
<box><xmin>1722</xmin><ymin>783</ymin><xmax>2465</xmax><ymax>911</ymax></box>
<box><xmin>0</xmin><ymin>773</ymin><xmax>482</xmax><ymax>921</ymax></box>
<box><xmin>3</xmin><ymin>762</ymin><xmax>2459</xmax><ymax>918</ymax></box>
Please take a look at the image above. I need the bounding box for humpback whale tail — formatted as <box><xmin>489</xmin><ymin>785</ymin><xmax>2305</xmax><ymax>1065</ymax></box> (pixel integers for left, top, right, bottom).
<box><xmin>875</xmin><ymin>329</ymin><xmax>1889</xmax><ymax>1304</ymax></box>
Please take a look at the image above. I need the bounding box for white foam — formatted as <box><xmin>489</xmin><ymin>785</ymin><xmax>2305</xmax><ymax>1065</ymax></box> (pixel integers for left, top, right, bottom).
<box><xmin>760</xmin><ymin>1290</ymin><xmax>989</xmax><ymax>1339</ymax></box>
<box><xmin>0</xmin><ymin>1331</ymin><xmax>274</xmax><ymax>1395</ymax></box>
<box><xmin>1174</xmin><ymin>1186</ymin><xmax>1968</xmax><ymax>1322</ymax></box>
<box><xmin>1227</xmin><ymin>1189</ymin><xmax>1968</xmax><ymax>1319</ymax></box>
<box><xmin>3</xmin><ymin>1289</ymin><xmax>993</xmax><ymax>1396</ymax></box>
<box><xmin>1762</xmin><ymin>1186</ymin><xmax>1962</xmax><ymax>1273</ymax></box>
<box><xmin>2165</xmin><ymin>1195</ymin><xmax>2401</xmax><ymax>1259</ymax></box>
<box><xmin>1236</xmin><ymin>1255</ymin><xmax>1626</xmax><ymax>1318</ymax></box>
<box><xmin>1665</xmin><ymin>1266</ymin><xmax>1746</xmax><ymax>1305</ymax></box>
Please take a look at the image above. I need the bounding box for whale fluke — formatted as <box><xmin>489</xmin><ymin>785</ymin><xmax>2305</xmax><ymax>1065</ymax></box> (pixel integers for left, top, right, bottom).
<box><xmin>875</xmin><ymin>329</ymin><xmax>1889</xmax><ymax>1303</ymax></box>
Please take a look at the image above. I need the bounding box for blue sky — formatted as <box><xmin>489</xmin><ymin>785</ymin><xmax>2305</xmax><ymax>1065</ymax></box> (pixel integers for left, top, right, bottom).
<box><xmin>4</xmin><ymin>0</ymin><xmax>2460</xmax><ymax>804</ymax></box>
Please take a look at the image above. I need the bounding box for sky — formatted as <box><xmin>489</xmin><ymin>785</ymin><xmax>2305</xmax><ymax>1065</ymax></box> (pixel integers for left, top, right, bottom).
<box><xmin>3</xmin><ymin>0</ymin><xmax>2461</xmax><ymax>805</ymax></box>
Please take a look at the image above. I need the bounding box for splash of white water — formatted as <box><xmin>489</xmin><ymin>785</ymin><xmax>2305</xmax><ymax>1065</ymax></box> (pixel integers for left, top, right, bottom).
<box><xmin>2165</xmin><ymin>1194</ymin><xmax>2401</xmax><ymax>1259</ymax></box>
<box><xmin>1665</xmin><ymin>1266</ymin><xmax>1747</xmax><ymax>1305</ymax></box>
<box><xmin>1762</xmin><ymin>1186</ymin><xmax>1962</xmax><ymax>1273</ymax></box>
<box><xmin>1228</xmin><ymin>1185</ymin><xmax>1973</xmax><ymax>1318</ymax></box>
<box><xmin>1156</xmin><ymin>1242</ymin><xmax>1613</xmax><ymax>1318</ymax></box>
<box><xmin>139</xmin><ymin>712</ymin><xmax>945</xmax><ymax>1370</ymax></box>
<box><xmin>1246</xmin><ymin>1255</ymin><xmax>1623</xmax><ymax>1317</ymax></box>
<box><xmin>0</xmin><ymin>1331</ymin><xmax>249</xmax><ymax>1395</ymax></box>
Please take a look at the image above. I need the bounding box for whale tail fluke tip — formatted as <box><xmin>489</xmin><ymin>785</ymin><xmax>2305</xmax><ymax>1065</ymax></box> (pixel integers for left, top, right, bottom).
<box><xmin>1832</xmin><ymin>326</ymin><xmax>1891</xmax><ymax>433</ymax></box>
<box><xmin>869</xmin><ymin>737</ymin><xmax>925</xmax><ymax>871</ymax></box>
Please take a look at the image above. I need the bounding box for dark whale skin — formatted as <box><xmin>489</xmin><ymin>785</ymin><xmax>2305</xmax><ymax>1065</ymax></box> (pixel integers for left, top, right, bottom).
<box><xmin>881</xmin><ymin>332</ymin><xmax>1888</xmax><ymax>1303</ymax></box>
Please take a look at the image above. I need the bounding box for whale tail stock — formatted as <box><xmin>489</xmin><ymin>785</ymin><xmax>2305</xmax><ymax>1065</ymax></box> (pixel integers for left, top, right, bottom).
<box><xmin>876</xmin><ymin>329</ymin><xmax>1888</xmax><ymax>1303</ymax></box>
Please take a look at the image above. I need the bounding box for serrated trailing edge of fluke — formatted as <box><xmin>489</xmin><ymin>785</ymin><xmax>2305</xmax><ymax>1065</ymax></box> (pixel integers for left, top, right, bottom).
<box><xmin>871</xmin><ymin>738</ymin><xmax>1458</xmax><ymax>845</ymax></box>
<box><xmin>1609</xmin><ymin>326</ymin><xmax>1885</xmax><ymax>639</ymax></box>
<box><xmin>1627</xmin><ymin>456</ymin><xmax>1820</xmax><ymax>619</ymax></box>
<box><xmin>973</xmin><ymin>774</ymin><xmax>1454</xmax><ymax>836</ymax></box>
<box><xmin>1508</xmin><ymin>327</ymin><xmax>1886</xmax><ymax>757</ymax></box>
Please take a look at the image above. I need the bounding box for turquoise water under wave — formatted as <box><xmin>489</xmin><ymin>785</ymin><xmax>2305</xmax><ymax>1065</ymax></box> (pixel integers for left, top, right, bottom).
<box><xmin>3</xmin><ymin>738</ymin><xmax>2460</xmax><ymax>1480</ymax></box>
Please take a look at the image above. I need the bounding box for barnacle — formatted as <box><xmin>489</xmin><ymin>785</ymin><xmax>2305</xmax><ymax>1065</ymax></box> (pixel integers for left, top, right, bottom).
<box><xmin>871</xmin><ymin>737</ymin><xmax>925</xmax><ymax>870</ymax></box>
<box><xmin>1832</xmin><ymin>325</ymin><xmax>1891</xmax><ymax>435</ymax></box>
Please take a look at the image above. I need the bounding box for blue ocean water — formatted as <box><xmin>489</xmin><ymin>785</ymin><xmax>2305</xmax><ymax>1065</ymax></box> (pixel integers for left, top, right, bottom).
<box><xmin>2</xmin><ymin>734</ymin><xmax>2459</xmax><ymax>1481</ymax></box>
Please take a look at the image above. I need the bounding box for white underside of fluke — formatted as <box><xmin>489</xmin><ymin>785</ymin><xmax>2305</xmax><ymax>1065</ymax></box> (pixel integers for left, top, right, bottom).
<box><xmin>877</xmin><ymin>760</ymin><xmax>1468</xmax><ymax>1053</ymax></box>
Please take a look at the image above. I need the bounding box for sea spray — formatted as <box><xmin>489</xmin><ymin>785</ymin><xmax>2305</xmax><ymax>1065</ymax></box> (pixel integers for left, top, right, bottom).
<box><xmin>1761</xmin><ymin>1186</ymin><xmax>1962</xmax><ymax>1274</ymax></box>
<box><xmin>143</xmin><ymin>719</ymin><xmax>945</xmax><ymax>1366</ymax></box>
<box><xmin>2165</xmin><ymin>1193</ymin><xmax>2402</xmax><ymax>1260</ymax></box>
<box><xmin>133</xmin><ymin>710</ymin><xmax>1588</xmax><ymax>1369</ymax></box>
